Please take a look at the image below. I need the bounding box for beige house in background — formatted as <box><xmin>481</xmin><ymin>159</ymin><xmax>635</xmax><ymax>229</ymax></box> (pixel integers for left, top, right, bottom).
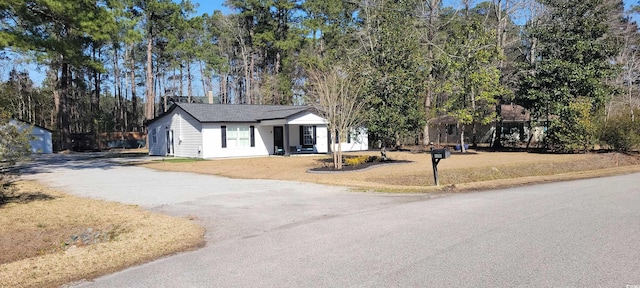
<box><xmin>427</xmin><ymin>104</ymin><xmax>545</xmax><ymax>148</ymax></box>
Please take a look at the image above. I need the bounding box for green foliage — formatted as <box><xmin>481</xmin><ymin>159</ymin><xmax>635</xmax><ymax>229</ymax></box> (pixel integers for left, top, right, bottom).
<box><xmin>547</xmin><ymin>98</ymin><xmax>599</xmax><ymax>153</ymax></box>
<box><xmin>518</xmin><ymin>0</ymin><xmax>623</xmax><ymax>152</ymax></box>
<box><xmin>359</xmin><ymin>0</ymin><xmax>426</xmax><ymax>147</ymax></box>
<box><xmin>600</xmin><ymin>112</ymin><xmax>640</xmax><ymax>152</ymax></box>
<box><xmin>433</xmin><ymin>4</ymin><xmax>505</xmax><ymax>149</ymax></box>
<box><xmin>0</xmin><ymin>69</ymin><xmax>53</xmax><ymax>129</ymax></box>
<box><xmin>0</xmin><ymin>111</ymin><xmax>31</xmax><ymax>167</ymax></box>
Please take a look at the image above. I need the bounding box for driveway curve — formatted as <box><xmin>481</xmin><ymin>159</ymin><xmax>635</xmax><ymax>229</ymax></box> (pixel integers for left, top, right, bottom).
<box><xmin>21</xmin><ymin>154</ymin><xmax>430</xmax><ymax>244</ymax></box>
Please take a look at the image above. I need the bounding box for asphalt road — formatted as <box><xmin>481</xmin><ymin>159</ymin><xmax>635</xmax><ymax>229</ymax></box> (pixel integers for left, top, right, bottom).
<box><xmin>21</xmin><ymin>154</ymin><xmax>640</xmax><ymax>287</ymax></box>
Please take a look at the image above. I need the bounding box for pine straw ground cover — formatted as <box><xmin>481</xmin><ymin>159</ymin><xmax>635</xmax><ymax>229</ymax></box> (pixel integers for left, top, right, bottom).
<box><xmin>144</xmin><ymin>150</ymin><xmax>640</xmax><ymax>192</ymax></box>
<box><xmin>0</xmin><ymin>181</ymin><xmax>204</xmax><ymax>288</ymax></box>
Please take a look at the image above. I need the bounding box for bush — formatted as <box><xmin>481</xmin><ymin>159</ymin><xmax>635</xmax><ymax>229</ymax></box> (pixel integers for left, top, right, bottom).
<box><xmin>547</xmin><ymin>98</ymin><xmax>598</xmax><ymax>153</ymax></box>
<box><xmin>0</xmin><ymin>111</ymin><xmax>31</xmax><ymax>203</ymax></box>
<box><xmin>343</xmin><ymin>155</ymin><xmax>380</xmax><ymax>166</ymax></box>
<box><xmin>600</xmin><ymin>113</ymin><xmax>640</xmax><ymax>152</ymax></box>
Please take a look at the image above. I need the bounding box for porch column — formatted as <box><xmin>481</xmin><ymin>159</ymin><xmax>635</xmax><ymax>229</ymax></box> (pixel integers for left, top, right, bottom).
<box><xmin>284</xmin><ymin>124</ymin><xmax>291</xmax><ymax>156</ymax></box>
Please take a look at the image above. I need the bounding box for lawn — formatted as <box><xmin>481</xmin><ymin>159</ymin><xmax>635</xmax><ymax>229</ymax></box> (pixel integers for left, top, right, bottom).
<box><xmin>143</xmin><ymin>150</ymin><xmax>640</xmax><ymax>192</ymax></box>
<box><xmin>0</xmin><ymin>180</ymin><xmax>204</xmax><ymax>288</ymax></box>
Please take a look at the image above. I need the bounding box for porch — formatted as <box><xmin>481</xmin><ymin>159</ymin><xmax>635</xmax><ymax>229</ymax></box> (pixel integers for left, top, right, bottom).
<box><xmin>269</xmin><ymin>123</ymin><xmax>326</xmax><ymax>156</ymax></box>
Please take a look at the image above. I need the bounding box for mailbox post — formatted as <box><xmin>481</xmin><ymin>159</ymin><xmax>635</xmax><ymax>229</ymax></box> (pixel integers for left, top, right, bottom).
<box><xmin>430</xmin><ymin>148</ymin><xmax>451</xmax><ymax>186</ymax></box>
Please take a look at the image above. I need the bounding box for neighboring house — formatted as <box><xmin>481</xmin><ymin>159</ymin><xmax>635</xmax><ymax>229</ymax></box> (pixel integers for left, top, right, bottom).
<box><xmin>428</xmin><ymin>104</ymin><xmax>544</xmax><ymax>147</ymax></box>
<box><xmin>8</xmin><ymin>119</ymin><xmax>53</xmax><ymax>154</ymax></box>
<box><xmin>146</xmin><ymin>103</ymin><xmax>368</xmax><ymax>158</ymax></box>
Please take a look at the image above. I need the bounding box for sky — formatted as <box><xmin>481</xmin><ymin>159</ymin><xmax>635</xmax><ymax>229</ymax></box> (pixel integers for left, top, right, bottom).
<box><xmin>195</xmin><ymin>0</ymin><xmax>228</xmax><ymax>15</ymax></box>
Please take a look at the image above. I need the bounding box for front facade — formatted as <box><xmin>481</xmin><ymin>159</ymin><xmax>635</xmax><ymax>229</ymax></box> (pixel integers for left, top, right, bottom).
<box><xmin>147</xmin><ymin>103</ymin><xmax>368</xmax><ymax>159</ymax></box>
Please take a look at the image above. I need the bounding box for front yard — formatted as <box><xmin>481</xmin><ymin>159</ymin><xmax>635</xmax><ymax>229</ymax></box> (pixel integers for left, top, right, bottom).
<box><xmin>144</xmin><ymin>150</ymin><xmax>640</xmax><ymax>192</ymax></box>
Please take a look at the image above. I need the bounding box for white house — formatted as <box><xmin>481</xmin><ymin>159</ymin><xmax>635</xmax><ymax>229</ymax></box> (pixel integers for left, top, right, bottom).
<box><xmin>8</xmin><ymin>119</ymin><xmax>53</xmax><ymax>154</ymax></box>
<box><xmin>146</xmin><ymin>103</ymin><xmax>368</xmax><ymax>158</ymax></box>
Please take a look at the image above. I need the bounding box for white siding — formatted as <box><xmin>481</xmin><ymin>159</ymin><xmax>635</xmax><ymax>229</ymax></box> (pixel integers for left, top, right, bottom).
<box><xmin>8</xmin><ymin>119</ymin><xmax>52</xmax><ymax>154</ymax></box>
<box><xmin>147</xmin><ymin>121</ymin><xmax>166</xmax><ymax>156</ymax></box>
<box><xmin>315</xmin><ymin>125</ymin><xmax>329</xmax><ymax>153</ymax></box>
<box><xmin>29</xmin><ymin>126</ymin><xmax>53</xmax><ymax>154</ymax></box>
<box><xmin>148</xmin><ymin>107</ymin><xmax>203</xmax><ymax>158</ymax></box>
<box><xmin>202</xmin><ymin>123</ymin><xmax>269</xmax><ymax>158</ymax></box>
<box><xmin>260</xmin><ymin>126</ymin><xmax>276</xmax><ymax>155</ymax></box>
<box><xmin>171</xmin><ymin>111</ymin><xmax>203</xmax><ymax>158</ymax></box>
<box><xmin>331</xmin><ymin>127</ymin><xmax>369</xmax><ymax>152</ymax></box>
<box><xmin>287</xmin><ymin>112</ymin><xmax>327</xmax><ymax>125</ymax></box>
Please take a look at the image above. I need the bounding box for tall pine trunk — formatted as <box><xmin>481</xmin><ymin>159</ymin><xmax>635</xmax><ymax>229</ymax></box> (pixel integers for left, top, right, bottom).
<box><xmin>199</xmin><ymin>61</ymin><xmax>207</xmax><ymax>100</ymax></box>
<box><xmin>114</xmin><ymin>46</ymin><xmax>122</xmax><ymax>132</ymax></box>
<box><xmin>58</xmin><ymin>61</ymin><xmax>71</xmax><ymax>151</ymax></box>
<box><xmin>91</xmin><ymin>46</ymin><xmax>101</xmax><ymax>149</ymax></box>
<box><xmin>130</xmin><ymin>44</ymin><xmax>137</xmax><ymax>131</ymax></box>
<box><xmin>145</xmin><ymin>33</ymin><xmax>154</xmax><ymax>121</ymax></box>
<box><xmin>187</xmin><ymin>59</ymin><xmax>192</xmax><ymax>103</ymax></box>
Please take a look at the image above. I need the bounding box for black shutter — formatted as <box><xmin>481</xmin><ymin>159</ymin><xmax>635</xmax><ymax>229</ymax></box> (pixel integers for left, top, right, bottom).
<box><xmin>312</xmin><ymin>126</ymin><xmax>317</xmax><ymax>145</ymax></box>
<box><xmin>299</xmin><ymin>126</ymin><xmax>304</xmax><ymax>145</ymax></box>
<box><xmin>347</xmin><ymin>130</ymin><xmax>351</xmax><ymax>143</ymax></box>
<box><xmin>221</xmin><ymin>126</ymin><xmax>227</xmax><ymax>148</ymax></box>
<box><xmin>250</xmin><ymin>126</ymin><xmax>255</xmax><ymax>147</ymax></box>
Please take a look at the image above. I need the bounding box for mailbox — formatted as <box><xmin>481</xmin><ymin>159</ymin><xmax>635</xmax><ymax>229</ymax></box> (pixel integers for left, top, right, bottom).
<box><xmin>429</xmin><ymin>148</ymin><xmax>451</xmax><ymax>186</ymax></box>
<box><xmin>431</xmin><ymin>148</ymin><xmax>451</xmax><ymax>160</ymax></box>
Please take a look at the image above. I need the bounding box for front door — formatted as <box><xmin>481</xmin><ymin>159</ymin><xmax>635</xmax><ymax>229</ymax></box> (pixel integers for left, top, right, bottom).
<box><xmin>274</xmin><ymin>126</ymin><xmax>283</xmax><ymax>154</ymax></box>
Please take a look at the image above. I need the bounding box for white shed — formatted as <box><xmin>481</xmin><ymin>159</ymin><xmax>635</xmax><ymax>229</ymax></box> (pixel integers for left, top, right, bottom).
<box><xmin>9</xmin><ymin>119</ymin><xmax>53</xmax><ymax>154</ymax></box>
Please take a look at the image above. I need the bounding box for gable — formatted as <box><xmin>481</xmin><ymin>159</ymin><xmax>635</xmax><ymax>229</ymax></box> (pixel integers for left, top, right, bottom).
<box><xmin>286</xmin><ymin>111</ymin><xmax>327</xmax><ymax>125</ymax></box>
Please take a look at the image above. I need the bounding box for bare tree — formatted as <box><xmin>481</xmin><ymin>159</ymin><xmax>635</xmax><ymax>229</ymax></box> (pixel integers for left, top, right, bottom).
<box><xmin>612</xmin><ymin>15</ymin><xmax>640</xmax><ymax>122</ymax></box>
<box><xmin>305</xmin><ymin>65</ymin><xmax>368</xmax><ymax>170</ymax></box>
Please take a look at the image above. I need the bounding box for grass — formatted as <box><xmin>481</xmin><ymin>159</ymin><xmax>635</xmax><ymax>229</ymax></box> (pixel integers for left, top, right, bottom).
<box><xmin>143</xmin><ymin>150</ymin><xmax>640</xmax><ymax>192</ymax></box>
<box><xmin>0</xmin><ymin>180</ymin><xmax>205</xmax><ymax>288</ymax></box>
<box><xmin>153</xmin><ymin>157</ymin><xmax>205</xmax><ymax>163</ymax></box>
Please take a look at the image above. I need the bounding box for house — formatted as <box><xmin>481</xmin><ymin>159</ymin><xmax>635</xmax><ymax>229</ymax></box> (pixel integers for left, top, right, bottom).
<box><xmin>427</xmin><ymin>104</ymin><xmax>544</xmax><ymax>147</ymax></box>
<box><xmin>8</xmin><ymin>119</ymin><xmax>53</xmax><ymax>154</ymax></box>
<box><xmin>146</xmin><ymin>103</ymin><xmax>368</xmax><ymax>158</ymax></box>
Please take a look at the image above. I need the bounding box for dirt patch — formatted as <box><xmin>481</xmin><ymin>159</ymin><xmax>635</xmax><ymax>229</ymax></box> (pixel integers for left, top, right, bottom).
<box><xmin>0</xmin><ymin>180</ymin><xmax>205</xmax><ymax>288</ymax></box>
<box><xmin>143</xmin><ymin>151</ymin><xmax>640</xmax><ymax>192</ymax></box>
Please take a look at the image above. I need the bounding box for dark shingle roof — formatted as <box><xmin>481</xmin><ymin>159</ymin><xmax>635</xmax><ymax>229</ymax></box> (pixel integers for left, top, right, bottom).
<box><xmin>172</xmin><ymin>103</ymin><xmax>312</xmax><ymax>123</ymax></box>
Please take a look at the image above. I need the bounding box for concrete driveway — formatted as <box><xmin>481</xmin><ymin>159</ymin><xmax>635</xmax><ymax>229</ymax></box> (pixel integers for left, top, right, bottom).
<box><xmin>21</xmin><ymin>154</ymin><xmax>431</xmax><ymax>244</ymax></box>
<box><xmin>21</xmin><ymin>154</ymin><xmax>640</xmax><ymax>287</ymax></box>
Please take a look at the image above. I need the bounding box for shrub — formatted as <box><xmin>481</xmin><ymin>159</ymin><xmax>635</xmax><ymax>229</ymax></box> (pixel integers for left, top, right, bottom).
<box><xmin>547</xmin><ymin>98</ymin><xmax>598</xmax><ymax>153</ymax></box>
<box><xmin>343</xmin><ymin>155</ymin><xmax>380</xmax><ymax>166</ymax></box>
<box><xmin>344</xmin><ymin>155</ymin><xmax>369</xmax><ymax>166</ymax></box>
<box><xmin>600</xmin><ymin>113</ymin><xmax>640</xmax><ymax>152</ymax></box>
<box><xmin>0</xmin><ymin>111</ymin><xmax>31</xmax><ymax>203</ymax></box>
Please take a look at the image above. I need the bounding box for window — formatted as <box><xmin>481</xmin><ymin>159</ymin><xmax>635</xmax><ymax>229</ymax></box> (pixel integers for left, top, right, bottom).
<box><xmin>446</xmin><ymin>124</ymin><xmax>458</xmax><ymax>136</ymax></box>
<box><xmin>226</xmin><ymin>126</ymin><xmax>252</xmax><ymax>147</ymax></box>
<box><xmin>303</xmin><ymin>126</ymin><xmax>314</xmax><ymax>145</ymax></box>
<box><xmin>151</xmin><ymin>128</ymin><xmax>157</xmax><ymax>144</ymax></box>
